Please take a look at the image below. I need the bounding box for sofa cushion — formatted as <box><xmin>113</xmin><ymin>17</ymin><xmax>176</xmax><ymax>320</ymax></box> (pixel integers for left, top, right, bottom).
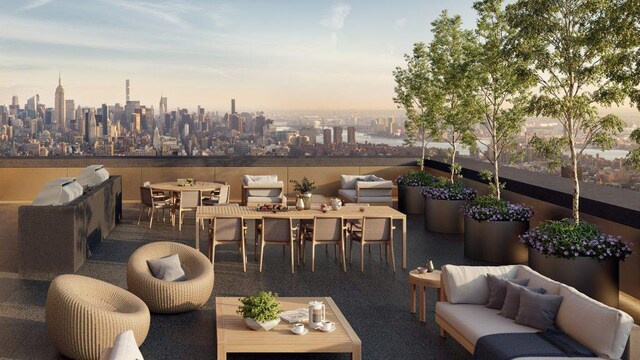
<box><xmin>500</xmin><ymin>282</ymin><xmax>546</xmax><ymax>319</ymax></box>
<box><xmin>515</xmin><ymin>289</ymin><xmax>563</xmax><ymax>330</ymax></box>
<box><xmin>245</xmin><ymin>186</ymin><xmax>283</xmax><ymax>197</ymax></box>
<box><xmin>243</xmin><ymin>175</ymin><xmax>278</xmax><ymax>185</ymax></box>
<box><xmin>486</xmin><ymin>274</ymin><xmax>529</xmax><ymax>310</ymax></box>
<box><xmin>246</xmin><ymin>196</ymin><xmax>282</xmax><ymax>204</ymax></box>
<box><xmin>436</xmin><ymin>302</ymin><xmax>537</xmax><ymax>345</ymax></box>
<box><xmin>515</xmin><ymin>265</ymin><xmax>561</xmax><ymax>295</ymax></box>
<box><xmin>442</xmin><ymin>265</ymin><xmax>518</xmax><ymax>304</ymax></box>
<box><xmin>340</xmin><ymin>175</ymin><xmax>361</xmax><ymax>189</ymax></box>
<box><xmin>556</xmin><ymin>285</ymin><xmax>634</xmax><ymax>359</ymax></box>
<box><xmin>338</xmin><ymin>189</ymin><xmax>357</xmax><ymax>202</ymax></box>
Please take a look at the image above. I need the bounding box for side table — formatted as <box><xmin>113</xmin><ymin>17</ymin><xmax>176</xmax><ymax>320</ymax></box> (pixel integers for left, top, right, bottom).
<box><xmin>409</xmin><ymin>269</ymin><xmax>442</xmax><ymax>322</ymax></box>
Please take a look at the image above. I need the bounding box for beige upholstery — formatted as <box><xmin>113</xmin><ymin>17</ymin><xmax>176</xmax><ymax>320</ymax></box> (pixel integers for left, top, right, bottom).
<box><xmin>46</xmin><ymin>274</ymin><xmax>150</xmax><ymax>360</ymax></box>
<box><xmin>210</xmin><ymin>216</ymin><xmax>247</xmax><ymax>272</ymax></box>
<box><xmin>127</xmin><ymin>242</ymin><xmax>214</xmax><ymax>314</ymax></box>
<box><xmin>177</xmin><ymin>190</ymin><xmax>200</xmax><ymax>231</ymax></box>
<box><xmin>258</xmin><ymin>217</ymin><xmax>297</xmax><ymax>273</ymax></box>
<box><xmin>349</xmin><ymin>216</ymin><xmax>395</xmax><ymax>272</ymax></box>
<box><xmin>138</xmin><ymin>186</ymin><xmax>171</xmax><ymax>228</ymax></box>
<box><xmin>438</xmin><ymin>264</ymin><xmax>635</xmax><ymax>360</ymax></box>
<box><xmin>338</xmin><ymin>175</ymin><xmax>393</xmax><ymax>205</ymax></box>
<box><xmin>302</xmin><ymin>216</ymin><xmax>347</xmax><ymax>272</ymax></box>
<box><xmin>241</xmin><ymin>175</ymin><xmax>284</xmax><ymax>205</ymax></box>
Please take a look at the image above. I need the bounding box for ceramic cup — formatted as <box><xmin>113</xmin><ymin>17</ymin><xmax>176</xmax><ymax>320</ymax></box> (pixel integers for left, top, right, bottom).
<box><xmin>321</xmin><ymin>320</ymin><xmax>334</xmax><ymax>331</ymax></box>
<box><xmin>293</xmin><ymin>323</ymin><xmax>305</xmax><ymax>333</ymax></box>
<box><xmin>416</xmin><ymin>267</ymin><xmax>426</xmax><ymax>274</ymax></box>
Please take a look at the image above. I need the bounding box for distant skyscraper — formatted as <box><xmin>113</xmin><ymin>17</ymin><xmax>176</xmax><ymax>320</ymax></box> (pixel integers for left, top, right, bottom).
<box><xmin>323</xmin><ymin>128</ymin><xmax>332</xmax><ymax>145</ymax></box>
<box><xmin>26</xmin><ymin>94</ymin><xmax>39</xmax><ymax>118</ymax></box>
<box><xmin>101</xmin><ymin>104</ymin><xmax>109</xmax><ymax>136</ymax></box>
<box><xmin>126</xmin><ymin>79</ymin><xmax>130</xmax><ymax>102</ymax></box>
<box><xmin>54</xmin><ymin>74</ymin><xmax>65</xmax><ymax>132</ymax></box>
<box><xmin>45</xmin><ymin>108</ymin><xmax>54</xmax><ymax>128</ymax></box>
<box><xmin>65</xmin><ymin>99</ymin><xmax>75</xmax><ymax>127</ymax></box>
<box><xmin>347</xmin><ymin>126</ymin><xmax>356</xmax><ymax>145</ymax></box>
<box><xmin>88</xmin><ymin>108</ymin><xmax>97</xmax><ymax>144</ymax></box>
<box><xmin>159</xmin><ymin>96</ymin><xmax>167</xmax><ymax>120</ymax></box>
<box><xmin>333</xmin><ymin>126</ymin><xmax>343</xmax><ymax>144</ymax></box>
<box><xmin>231</xmin><ymin>99</ymin><xmax>236</xmax><ymax>114</ymax></box>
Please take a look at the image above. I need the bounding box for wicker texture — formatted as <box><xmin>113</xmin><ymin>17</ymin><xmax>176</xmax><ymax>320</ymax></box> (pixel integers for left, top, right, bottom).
<box><xmin>127</xmin><ymin>241</ymin><xmax>214</xmax><ymax>314</ymax></box>
<box><xmin>45</xmin><ymin>274</ymin><xmax>150</xmax><ymax>360</ymax></box>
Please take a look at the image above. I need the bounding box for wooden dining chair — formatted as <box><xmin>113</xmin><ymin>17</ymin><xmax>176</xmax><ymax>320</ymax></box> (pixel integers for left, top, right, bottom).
<box><xmin>177</xmin><ymin>190</ymin><xmax>200</xmax><ymax>231</ymax></box>
<box><xmin>258</xmin><ymin>217</ymin><xmax>298</xmax><ymax>273</ymax></box>
<box><xmin>301</xmin><ymin>216</ymin><xmax>347</xmax><ymax>272</ymax></box>
<box><xmin>209</xmin><ymin>216</ymin><xmax>247</xmax><ymax>272</ymax></box>
<box><xmin>202</xmin><ymin>184</ymin><xmax>230</xmax><ymax>205</ymax></box>
<box><xmin>349</xmin><ymin>216</ymin><xmax>396</xmax><ymax>273</ymax></box>
<box><xmin>137</xmin><ymin>186</ymin><xmax>171</xmax><ymax>228</ymax></box>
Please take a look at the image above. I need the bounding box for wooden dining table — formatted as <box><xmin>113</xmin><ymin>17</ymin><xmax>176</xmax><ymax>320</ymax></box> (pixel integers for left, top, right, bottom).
<box><xmin>195</xmin><ymin>204</ymin><xmax>409</xmax><ymax>269</ymax></box>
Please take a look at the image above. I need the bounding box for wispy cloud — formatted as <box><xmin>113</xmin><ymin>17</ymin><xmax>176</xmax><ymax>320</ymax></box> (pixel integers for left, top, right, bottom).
<box><xmin>16</xmin><ymin>0</ymin><xmax>54</xmax><ymax>12</ymax></box>
<box><xmin>320</xmin><ymin>4</ymin><xmax>351</xmax><ymax>31</ymax></box>
<box><xmin>395</xmin><ymin>18</ymin><xmax>407</xmax><ymax>28</ymax></box>
<box><xmin>100</xmin><ymin>0</ymin><xmax>200</xmax><ymax>27</ymax></box>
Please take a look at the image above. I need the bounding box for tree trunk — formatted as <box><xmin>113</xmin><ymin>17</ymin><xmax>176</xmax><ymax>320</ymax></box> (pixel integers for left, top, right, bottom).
<box><xmin>570</xmin><ymin>143</ymin><xmax>580</xmax><ymax>223</ymax></box>
<box><xmin>492</xmin><ymin>136</ymin><xmax>500</xmax><ymax>200</ymax></box>
<box><xmin>450</xmin><ymin>142</ymin><xmax>457</xmax><ymax>183</ymax></box>
<box><xmin>420</xmin><ymin>130</ymin><xmax>426</xmax><ymax>171</ymax></box>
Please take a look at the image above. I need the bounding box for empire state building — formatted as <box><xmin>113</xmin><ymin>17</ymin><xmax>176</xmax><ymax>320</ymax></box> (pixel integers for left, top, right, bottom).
<box><xmin>55</xmin><ymin>74</ymin><xmax>65</xmax><ymax>132</ymax></box>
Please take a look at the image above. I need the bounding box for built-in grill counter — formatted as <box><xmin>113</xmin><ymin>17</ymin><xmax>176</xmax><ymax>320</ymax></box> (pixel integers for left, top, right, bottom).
<box><xmin>18</xmin><ymin>175</ymin><xmax>122</xmax><ymax>275</ymax></box>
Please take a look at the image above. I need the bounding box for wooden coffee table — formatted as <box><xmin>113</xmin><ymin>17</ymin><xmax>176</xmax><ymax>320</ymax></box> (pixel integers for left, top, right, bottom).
<box><xmin>216</xmin><ymin>297</ymin><xmax>361</xmax><ymax>359</ymax></box>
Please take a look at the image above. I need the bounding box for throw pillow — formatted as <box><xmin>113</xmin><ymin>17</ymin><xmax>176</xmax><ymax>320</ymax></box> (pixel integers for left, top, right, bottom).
<box><xmin>515</xmin><ymin>288</ymin><xmax>564</xmax><ymax>330</ymax></box>
<box><xmin>100</xmin><ymin>329</ymin><xmax>144</xmax><ymax>360</ymax></box>
<box><xmin>486</xmin><ymin>274</ymin><xmax>530</xmax><ymax>310</ymax></box>
<box><xmin>499</xmin><ymin>281</ymin><xmax>546</xmax><ymax>319</ymax></box>
<box><xmin>146</xmin><ymin>254</ymin><xmax>187</xmax><ymax>282</ymax></box>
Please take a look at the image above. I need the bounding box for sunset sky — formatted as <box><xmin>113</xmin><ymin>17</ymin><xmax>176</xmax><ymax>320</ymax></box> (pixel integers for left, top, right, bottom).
<box><xmin>0</xmin><ymin>0</ymin><xmax>478</xmax><ymax>111</ymax></box>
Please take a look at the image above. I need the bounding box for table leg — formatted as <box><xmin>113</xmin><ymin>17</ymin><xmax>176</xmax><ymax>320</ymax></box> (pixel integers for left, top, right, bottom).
<box><xmin>410</xmin><ymin>283</ymin><xmax>416</xmax><ymax>314</ymax></box>
<box><xmin>217</xmin><ymin>344</ymin><xmax>226</xmax><ymax>360</ymax></box>
<box><xmin>352</xmin><ymin>342</ymin><xmax>362</xmax><ymax>360</ymax></box>
<box><xmin>419</xmin><ymin>286</ymin><xmax>425</xmax><ymax>322</ymax></box>
<box><xmin>402</xmin><ymin>218</ymin><xmax>407</xmax><ymax>270</ymax></box>
<box><xmin>195</xmin><ymin>216</ymin><xmax>200</xmax><ymax>251</ymax></box>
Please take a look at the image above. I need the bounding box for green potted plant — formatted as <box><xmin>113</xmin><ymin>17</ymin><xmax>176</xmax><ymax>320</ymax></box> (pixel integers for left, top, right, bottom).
<box><xmin>290</xmin><ymin>177</ymin><xmax>316</xmax><ymax>210</ymax></box>
<box><xmin>507</xmin><ymin>0</ymin><xmax>636</xmax><ymax>307</ymax></box>
<box><xmin>422</xmin><ymin>178</ymin><xmax>476</xmax><ymax>234</ymax></box>
<box><xmin>237</xmin><ymin>291</ymin><xmax>282</xmax><ymax>331</ymax></box>
<box><xmin>395</xmin><ymin>170</ymin><xmax>438</xmax><ymax>214</ymax></box>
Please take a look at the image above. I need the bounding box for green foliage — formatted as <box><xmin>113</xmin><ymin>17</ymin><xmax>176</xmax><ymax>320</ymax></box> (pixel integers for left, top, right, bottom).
<box><xmin>626</xmin><ymin>129</ymin><xmax>640</xmax><ymax>170</ymax></box>
<box><xmin>479</xmin><ymin>169</ymin><xmax>505</xmax><ymax>197</ymax></box>
<box><xmin>236</xmin><ymin>291</ymin><xmax>282</xmax><ymax>322</ymax></box>
<box><xmin>528</xmin><ymin>135</ymin><xmax>567</xmax><ymax>172</ymax></box>
<box><xmin>505</xmin><ymin>0</ymin><xmax>634</xmax><ymax>222</ymax></box>
<box><xmin>289</xmin><ymin>177</ymin><xmax>316</xmax><ymax>194</ymax></box>
<box><xmin>396</xmin><ymin>170</ymin><xmax>438</xmax><ymax>187</ymax></box>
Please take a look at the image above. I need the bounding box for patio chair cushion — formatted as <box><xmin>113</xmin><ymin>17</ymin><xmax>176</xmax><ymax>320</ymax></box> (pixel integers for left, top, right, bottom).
<box><xmin>146</xmin><ymin>254</ymin><xmax>187</xmax><ymax>282</ymax></box>
<box><xmin>338</xmin><ymin>189</ymin><xmax>390</xmax><ymax>203</ymax></box>
<box><xmin>127</xmin><ymin>242</ymin><xmax>214</xmax><ymax>313</ymax></box>
<box><xmin>242</xmin><ymin>175</ymin><xmax>279</xmax><ymax>185</ymax></box>
<box><xmin>340</xmin><ymin>175</ymin><xmax>386</xmax><ymax>189</ymax></box>
<box><xmin>442</xmin><ymin>264</ymin><xmax>518</xmax><ymax>304</ymax></box>
<box><xmin>246</xmin><ymin>196</ymin><xmax>282</xmax><ymax>204</ymax></box>
<box><xmin>100</xmin><ymin>330</ymin><xmax>144</xmax><ymax>360</ymax></box>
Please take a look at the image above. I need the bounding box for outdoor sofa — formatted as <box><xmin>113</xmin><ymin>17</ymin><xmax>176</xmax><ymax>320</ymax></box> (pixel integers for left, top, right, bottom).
<box><xmin>241</xmin><ymin>175</ymin><xmax>285</xmax><ymax>206</ymax></box>
<box><xmin>437</xmin><ymin>264</ymin><xmax>639</xmax><ymax>360</ymax></box>
<box><xmin>338</xmin><ymin>175</ymin><xmax>393</xmax><ymax>206</ymax></box>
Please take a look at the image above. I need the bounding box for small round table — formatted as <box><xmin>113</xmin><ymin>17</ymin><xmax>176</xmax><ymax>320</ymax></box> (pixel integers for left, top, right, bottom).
<box><xmin>409</xmin><ymin>269</ymin><xmax>442</xmax><ymax>322</ymax></box>
<box><xmin>150</xmin><ymin>181</ymin><xmax>224</xmax><ymax>193</ymax></box>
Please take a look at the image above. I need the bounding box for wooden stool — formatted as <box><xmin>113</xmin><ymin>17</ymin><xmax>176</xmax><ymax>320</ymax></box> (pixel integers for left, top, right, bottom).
<box><xmin>409</xmin><ymin>269</ymin><xmax>442</xmax><ymax>322</ymax></box>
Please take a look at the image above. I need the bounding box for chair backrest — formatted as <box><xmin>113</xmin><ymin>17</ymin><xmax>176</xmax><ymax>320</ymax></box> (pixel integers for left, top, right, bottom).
<box><xmin>218</xmin><ymin>185</ymin><xmax>230</xmax><ymax>204</ymax></box>
<box><xmin>313</xmin><ymin>217</ymin><xmax>343</xmax><ymax>242</ymax></box>
<box><xmin>140</xmin><ymin>186</ymin><xmax>153</xmax><ymax>206</ymax></box>
<box><xmin>143</xmin><ymin>181</ymin><xmax>151</xmax><ymax>187</ymax></box>
<box><xmin>180</xmin><ymin>191</ymin><xmax>200</xmax><ymax>208</ymax></box>
<box><xmin>262</xmin><ymin>217</ymin><xmax>292</xmax><ymax>242</ymax></box>
<box><xmin>362</xmin><ymin>217</ymin><xmax>392</xmax><ymax>242</ymax></box>
<box><xmin>212</xmin><ymin>216</ymin><xmax>243</xmax><ymax>242</ymax></box>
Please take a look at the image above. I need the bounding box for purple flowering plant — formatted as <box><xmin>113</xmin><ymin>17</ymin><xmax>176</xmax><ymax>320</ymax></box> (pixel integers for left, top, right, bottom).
<box><xmin>461</xmin><ymin>195</ymin><xmax>533</xmax><ymax>222</ymax></box>
<box><xmin>519</xmin><ymin>219</ymin><xmax>632</xmax><ymax>261</ymax></box>
<box><xmin>421</xmin><ymin>178</ymin><xmax>476</xmax><ymax>201</ymax></box>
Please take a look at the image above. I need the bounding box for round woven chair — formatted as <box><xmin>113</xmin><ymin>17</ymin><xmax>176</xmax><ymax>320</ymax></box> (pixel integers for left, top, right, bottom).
<box><xmin>127</xmin><ymin>241</ymin><xmax>214</xmax><ymax>314</ymax></box>
<box><xmin>45</xmin><ymin>274</ymin><xmax>150</xmax><ymax>360</ymax></box>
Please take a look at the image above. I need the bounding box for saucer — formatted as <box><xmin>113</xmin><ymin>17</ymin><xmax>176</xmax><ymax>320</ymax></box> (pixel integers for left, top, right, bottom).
<box><xmin>318</xmin><ymin>324</ymin><xmax>336</xmax><ymax>333</ymax></box>
<box><xmin>291</xmin><ymin>328</ymin><xmax>308</xmax><ymax>335</ymax></box>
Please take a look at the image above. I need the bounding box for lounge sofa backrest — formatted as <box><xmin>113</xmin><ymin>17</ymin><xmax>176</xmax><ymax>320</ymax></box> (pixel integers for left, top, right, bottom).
<box><xmin>243</xmin><ymin>175</ymin><xmax>279</xmax><ymax>185</ymax></box>
<box><xmin>442</xmin><ymin>264</ymin><xmax>518</xmax><ymax>304</ymax></box>
<box><xmin>340</xmin><ymin>175</ymin><xmax>387</xmax><ymax>189</ymax></box>
<box><xmin>443</xmin><ymin>264</ymin><xmax>635</xmax><ymax>359</ymax></box>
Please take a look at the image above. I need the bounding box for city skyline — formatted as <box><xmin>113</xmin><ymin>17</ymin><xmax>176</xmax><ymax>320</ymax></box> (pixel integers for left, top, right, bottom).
<box><xmin>0</xmin><ymin>0</ymin><xmax>482</xmax><ymax>110</ymax></box>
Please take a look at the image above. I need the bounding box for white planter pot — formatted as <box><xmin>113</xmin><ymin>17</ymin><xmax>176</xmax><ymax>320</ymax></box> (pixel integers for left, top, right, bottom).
<box><xmin>244</xmin><ymin>317</ymin><xmax>281</xmax><ymax>331</ymax></box>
